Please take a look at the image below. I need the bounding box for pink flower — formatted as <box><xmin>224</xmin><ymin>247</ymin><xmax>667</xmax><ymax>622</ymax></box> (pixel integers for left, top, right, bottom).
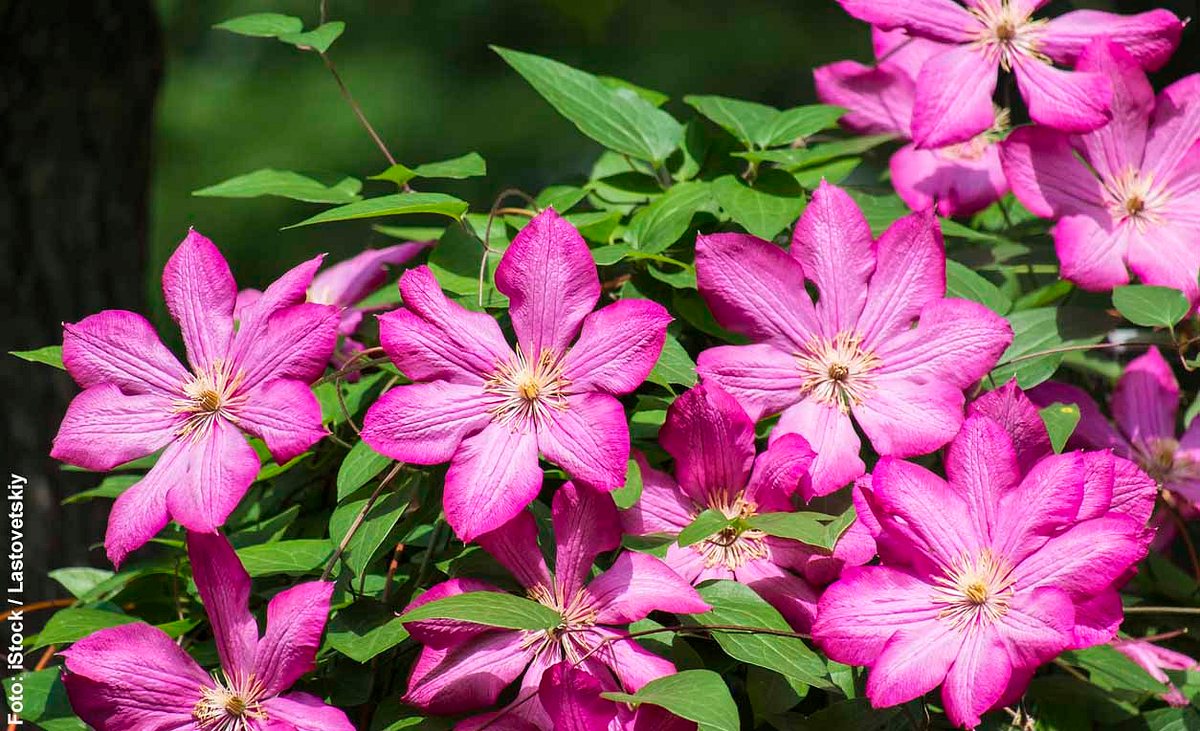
<box><xmin>1030</xmin><ymin>348</ymin><xmax>1200</xmax><ymax>503</ymax></box>
<box><xmin>236</xmin><ymin>240</ymin><xmax>431</xmax><ymax>368</ymax></box>
<box><xmin>534</xmin><ymin>662</ymin><xmax>695</xmax><ymax>731</ymax></box>
<box><xmin>51</xmin><ymin>231</ymin><xmax>339</xmax><ymax>566</ymax></box>
<box><xmin>1002</xmin><ymin>39</ymin><xmax>1200</xmax><ymax>305</ymax></box>
<box><xmin>61</xmin><ymin>531</ymin><xmax>351</xmax><ymax>731</ymax></box>
<box><xmin>837</xmin><ymin>0</ymin><xmax>1181</xmax><ymax>148</ymax></box>
<box><xmin>620</xmin><ymin>383</ymin><xmax>872</xmax><ymax>631</ymax></box>
<box><xmin>814</xmin><ymin>29</ymin><xmax>1008</xmax><ymax>217</ymax></box>
<box><xmin>360</xmin><ymin>208</ymin><xmax>671</xmax><ymax>541</ymax></box>
<box><xmin>695</xmin><ymin>181</ymin><xmax>1012</xmax><ymax>496</ymax></box>
<box><xmin>1113</xmin><ymin>638</ymin><xmax>1199</xmax><ymax>707</ymax></box>
<box><xmin>814</xmin><ymin>411</ymin><xmax>1152</xmax><ymax>728</ymax></box>
<box><xmin>400</xmin><ymin>482</ymin><xmax>709</xmax><ymax>728</ymax></box>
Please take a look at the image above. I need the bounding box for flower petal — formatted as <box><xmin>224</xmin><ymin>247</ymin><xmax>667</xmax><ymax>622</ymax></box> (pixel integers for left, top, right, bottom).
<box><xmin>1040</xmin><ymin>9</ymin><xmax>1182</xmax><ymax>71</ymax></box>
<box><xmin>477</xmin><ymin>510</ymin><xmax>553</xmax><ymax>591</ymax></box>
<box><xmin>233</xmin><ymin>379</ymin><xmax>328</xmax><ymax>464</ymax></box>
<box><xmin>941</xmin><ymin>631</ymin><xmax>1011</xmax><ymax>730</ymax></box>
<box><xmin>872</xmin><ymin>457</ymin><xmax>980</xmax><ymax>567</ymax></box>
<box><xmin>1052</xmin><ymin>214</ymin><xmax>1133</xmax><ymax>292</ymax></box>
<box><xmin>620</xmin><ymin>452</ymin><xmax>694</xmax><ymax>537</ymax></box>
<box><xmin>791</xmin><ymin>180</ymin><xmax>876</xmax><ymax>335</ymax></box>
<box><xmin>872</xmin><ymin>296</ymin><xmax>1013</xmax><ymax>390</ymax></box>
<box><xmin>253</xmin><ymin>581</ymin><xmax>336</xmax><ymax>696</ymax></box>
<box><xmin>360</xmin><ymin>381</ymin><xmax>494</xmax><ymax>464</ymax></box>
<box><xmin>1144</xmin><ymin>74</ymin><xmax>1200</xmax><ymax>182</ymax></box>
<box><xmin>735</xmin><ymin>558</ymin><xmax>820</xmax><ymax>632</ymax></box>
<box><xmin>186</xmin><ymin>531</ymin><xmax>258</xmax><ymax>684</ymax></box>
<box><xmin>539</xmin><ymin>392</ymin><xmax>631</xmax><ymax>492</ymax></box>
<box><xmin>165</xmin><ymin>417</ymin><xmax>260</xmax><ymax>534</ymax></box>
<box><xmin>402</xmin><ymin>577</ymin><xmax>512</xmax><ymax>648</ymax></box>
<box><xmin>994</xmin><ymin>452</ymin><xmax>1085</xmax><ymax>563</ymax></box>
<box><xmin>695</xmin><ymin>343</ymin><xmax>804</xmax><ymax>423</ymax></box>
<box><xmin>836</xmin><ymin>0</ymin><xmax>979</xmax><ymax>43</ymax></box>
<box><xmin>230</xmin><ymin>302</ymin><xmax>340</xmax><ymax>391</ymax></box>
<box><xmin>444</xmin><ymin>421</ymin><xmax>542</xmax><ymax>542</ymax></box>
<box><xmin>309</xmin><ymin>241</ymin><xmax>432</xmax><ymax>309</ymax></box>
<box><xmin>1110</xmin><ymin>455</ymin><xmax>1158</xmax><ymax>526</ymax></box>
<box><xmin>587</xmin><ymin>628</ymin><xmax>679</xmax><ymax>692</ymax></box>
<box><xmin>890</xmin><ymin>141</ymin><xmax>1009</xmax><ymax>218</ymax></box>
<box><xmin>51</xmin><ymin>384</ymin><xmax>180</xmax><ymax>471</ymax></box>
<box><xmin>744</xmin><ymin>432</ymin><xmax>815</xmax><ymax>506</ymax></box>
<box><xmin>997</xmin><ymin>586</ymin><xmax>1076</xmax><ymax>667</ymax></box>
<box><xmin>1013</xmin><ymin>514</ymin><xmax>1147</xmax><ymax>599</ymax></box>
<box><xmin>232</xmin><ymin>255</ymin><xmax>324</xmax><ymax>343</ymax></box>
<box><xmin>262</xmin><ymin>691</ymin><xmax>357</xmax><ymax>731</ymax></box>
<box><xmin>1113</xmin><ymin>347</ymin><xmax>1180</xmax><ymax>443</ymax></box>
<box><xmin>853</xmin><ymin>375</ymin><xmax>965</xmax><ymax>459</ymax></box>
<box><xmin>563</xmin><ymin>299</ymin><xmax>671</xmax><ymax>396</ymax></box>
<box><xmin>538</xmin><ymin>663</ymin><xmax>618</xmax><ymax>731</ymax></box>
<box><xmin>1027</xmin><ymin>381</ymin><xmax>1125</xmax><ymax>452</ymax></box>
<box><xmin>62</xmin><ymin>310</ymin><xmax>189</xmax><ymax>395</ymax></box>
<box><xmin>1125</xmin><ymin>222</ymin><xmax>1200</xmax><ymax>307</ymax></box>
<box><xmin>104</xmin><ymin>440</ymin><xmax>188</xmax><ymax>567</ymax></box>
<box><xmin>1071</xmin><ymin>590</ymin><xmax>1124</xmax><ymax>650</ymax></box>
<box><xmin>161</xmin><ymin>230</ymin><xmax>236</xmax><ymax>371</ymax></box>
<box><xmin>403</xmin><ymin>631</ymin><xmax>534</xmax><ymax>714</ymax></box>
<box><xmin>589</xmin><ymin>551</ymin><xmax>710</xmax><ymax>624</ymax></box>
<box><xmin>945</xmin><ymin>414</ymin><xmax>1022</xmax><ymax>541</ymax></box>
<box><xmin>968</xmin><ymin>380</ymin><xmax>1054</xmax><ymax>472</ymax></box>
<box><xmin>659</xmin><ymin>383</ymin><xmax>756</xmax><ymax>506</ymax></box>
<box><xmin>866</xmin><ymin>620</ymin><xmax>959</xmax><ymax>709</ymax></box>
<box><xmin>1073</xmin><ymin>40</ymin><xmax>1155</xmax><ymax>184</ymax></box>
<box><xmin>813</xmin><ymin>60</ymin><xmax>913</xmax><ymax>136</ymax></box>
<box><xmin>495</xmin><ymin>208</ymin><xmax>600</xmax><ymax>357</ymax></box>
<box><xmin>910</xmin><ymin>44</ymin><xmax>997</xmax><ymax>149</ymax></box>
<box><xmin>814</xmin><ymin>566</ymin><xmax>939</xmax><ymax>666</ymax></box>
<box><xmin>1013</xmin><ymin>56</ymin><xmax>1112</xmax><ymax>134</ymax></box>
<box><xmin>775</xmin><ymin>399</ymin><xmax>864</xmax><ymax>498</ymax></box>
<box><xmin>553</xmin><ymin>482</ymin><xmax>622</xmax><ymax>598</ymax></box>
<box><xmin>1000</xmin><ymin>126</ymin><xmax>1108</xmax><ymax>219</ymax></box>
<box><xmin>857</xmin><ymin>208</ymin><xmax>946</xmax><ymax>348</ymax></box>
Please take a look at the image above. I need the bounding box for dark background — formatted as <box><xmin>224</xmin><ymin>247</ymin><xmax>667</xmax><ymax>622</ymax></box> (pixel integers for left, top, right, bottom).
<box><xmin>2</xmin><ymin>0</ymin><xmax>1196</xmax><ymax>601</ymax></box>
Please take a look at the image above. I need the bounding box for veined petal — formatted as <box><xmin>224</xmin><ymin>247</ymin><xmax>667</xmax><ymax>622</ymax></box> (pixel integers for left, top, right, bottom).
<box><xmin>403</xmin><ymin>631</ymin><xmax>534</xmax><ymax>714</ymax></box>
<box><xmin>735</xmin><ymin>559</ymin><xmax>820</xmax><ymax>632</ymax></box>
<box><xmin>853</xmin><ymin>376</ymin><xmax>965</xmax><ymax>459</ymax></box>
<box><xmin>872</xmin><ymin>457</ymin><xmax>981</xmax><ymax>567</ymax></box>
<box><xmin>996</xmin><ymin>586</ymin><xmax>1076</xmax><ymax>667</ymax></box>
<box><xmin>695</xmin><ymin>343</ymin><xmax>804</xmax><ymax>423</ymax></box>
<box><xmin>836</xmin><ymin>0</ymin><xmax>979</xmax><ymax>43</ymax></box>
<box><xmin>262</xmin><ymin>692</ymin><xmax>356</xmax><ymax>731</ymax></box>
<box><xmin>814</xmin><ymin>566</ymin><xmax>940</xmax><ymax>666</ymax></box>
<box><xmin>813</xmin><ymin>60</ymin><xmax>913</xmax><ymax>137</ymax></box>
<box><xmin>253</xmin><ymin>581</ymin><xmax>336</xmax><ymax>696</ymax></box>
<box><xmin>1071</xmin><ymin>590</ymin><xmax>1124</xmax><ymax>650</ymax></box>
<box><xmin>945</xmin><ymin>415</ymin><xmax>1022</xmax><ymax>541</ymax></box>
<box><xmin>1110</xmin><ymin>456</ymin><xmax>1157</xmax><ymax>526</ymax></box>
<box><xmin>1000</xmin><ymin>126</ymin><xmax>1107</xmax><ymax>219</ymax></box>
<box><xmin>1144</xmin><ymin>75</ymin><xmax>1200</xmax><ymax>182</ymax></box>
<box><xmin>994</xmin><ymin>452</ymin><xmax>1085</xmax><ymax>562</ymax></box>
<box><xmin>775</xmin><ymin>399</ymin><xmax>864</xmax><ymax>498</ymax></box>
<box><xmin>1013</xmin><ymin>514</ymin><xmax>1147</xmax><ymax>599</ymax></box>
<box><xmin>1027</xmin><ymin>381</ymin><xmax>1125</xmax><ymax>452</ymax></box>
<box><xmin>791</xmin><ymin>180</ymin><xmax>876</xmax><ymax>335</ymax></box>
<box><xmin>1113</xmin><ymin>347</ymin><xmax>1179</xmax><ymax>443</ymax></box>
<box><xmin>233</xmin><ymin>379</ymin><xmax>327</xmax><ymax>464</ymax></box>
<box><xmin>229</xmin><ymin>302</ymin><xmax>340</xmax><ymax>391</ymax></box>
<box><xmin>495</xmin><ymin>208</ymin><xmax>600</xmax><ymax>357</ymax></box>
<box><xmin>161</xmin><ymin>229</ymin><xmax>236</xmax><ymax>372</ymax></box>
<box><xmin>444</xmin><ymin>421</ymin><xmax>542</xmax><ymax>542</ymax></box>
<box><xmin>941</xmin><ymin>631</ymin><xmax>1011</xmax><ymax>730</ymax></box>
<box><xmin>1039</xmin><ymin>9</ymin><xmax>1182</xmax><ymax>71</ymax></box>
<box><xmin>588</xmin><ymin>628</ymin><xmax>679</xmax><ymax>692</ymax></box>
<box><xmin>538</xmin><ymin>392</ymin><xmax>630</xmax><ymax>492</ymax></box>
<box><xmin>51</xmin><ymin>384</ymin><xmax>180</xmax><ymax>471</ymax></box>
<box><xmin>910</xmin><ymin>44</ymin><xmax>998</xmax><ymax>149</ymax></box>
<box><xmin>1125</xmin><ymin>222</ymin><xmax>1200</xmax><ymax>307</ymax></box>
<box><xmin>968</xmin><ymin>380</ymin><xmax>1054</xmax><ymax>471</ymax></box>
<box><xmin>1073</xmin><ymin>40</ymin><xmax>1154</xmax><ymax>184</ymax></box>
<box><xmin>890</xmin><ymin>141</ymin><xmax>1009</xmax><ymax>218</ymax></box>
<box><xmin>553</xmin><ymin>482</ymin><xmax>622</xmax><ymax>598</ymax></box>
<box><xmin>744</xmin><ymin>432</ymin><xmax>815</xmax><ymax>505</ymax></box>
<box><xmin>857</xmin><ymin>208</ymin><xmax>946</xmax><ymax>348</ymax></box>
<box><xmin>659</xmin><ymin>383</ymin><xmax>756</xmax><ymax>506</ymax></box>
<box><xmin>309</xmin><ymin>242</ymin><xmax>432</xmax><ymax>309</ymax></box>
<box><xmin>186</xmin><ymin>532</ymin><xmax>258</xmax><ymax>685</ymax></box>
<box><xmin>360</xmin><ymin>381</ymin><xmax>494</xmax><ymax>464</ymax></box>
<box><xmin>1053</xmin><ymin>214</ymin><xmax>1132</xmax><ymax>292</ymax></box>
<box><xmin>873</xmin><ymin>297</ymin><xmax>1012</xmax><ymax>389</ymax></box>
<box><xmin>563</xmin><ymin>299</ymin><xmax>671</xmax><ymax>396</ymax></box>
<box><xmin>104</xmin><ymin>439</ymin><xmax>189</xmax><ymax>567</ymax></box>
<box><xmin>866</xmin><ymin>620</ymin><xmax>959</xmax><ymax>709</ymax></box>
<box><xmin>1013</xmin><ymin>56</ymin><xmax>1112</xmax><ymax>134</ymax></box>
<box><xmin>165</xmin><ymin>417</ymin><xmax>260</xmax><ymax>534</ymax></box>
<box><xmin>62</xmin><ymin>310</ymin><xmax>189</xmax><ymax>395</ymax></box>
<box><xmin>589</xmin><ymin>551</ymin><xmax>710</xmax><ymax>624</ymax></box>
<box><xmin>236</xmin><ymin>255</ymin><xmax>325</xmax><ymax>339</ymax></box>
<box><xmin>538</xmin><ymin>663</ymin><xmax>618</xmax><ymax>731</ymax></box>
<box><xmin>620</xmin><ymin>452</ymin><xmax>693</xmax><ymax>537</ymax></box>
<box><xmin>477</xmin><ymin>511</ymin><xmax>553</xmax><ymax>591</ymax></box>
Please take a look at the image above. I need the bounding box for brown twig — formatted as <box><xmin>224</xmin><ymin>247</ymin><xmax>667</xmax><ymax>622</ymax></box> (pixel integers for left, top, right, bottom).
<box><xmin>318</xmin><ymin>53</ymin><xmax>397</xmax><ymax>168</ymax></box>
<box><xmin>320</xmin><ymin>462</ymin><xmax>405</xmax><ymax>581</ymax></box>
<box><xmin>0</xmin><ymin>598</ymin><xmax>73</xmax><ymax>622</ymax></box>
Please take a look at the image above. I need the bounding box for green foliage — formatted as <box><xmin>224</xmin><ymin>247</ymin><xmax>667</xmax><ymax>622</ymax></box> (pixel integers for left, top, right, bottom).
<box><xmin>397</xmin><ymin>590</ymin><xmax>561</xmax><ymax>630</ymax></box>
<box><xmin>603</xmin><ymin>670</ymin><xmax>740</xmax><ymax>731</ymax></box>
<box><xmin>1039</xmin><ymin>402</ymin><xmax>1081</xmax><ymax>453</ymax></box>
<box><xmin>1113</xmin><ymin>285</ymin><xmax>1191</xmax><ymax>328</ymax></box>
<box><xmin>284</xmin><ymin>192</ymin><xmax>468</xmax><ymax>228</ymax></box>
<box><xmin>10</xmin><ymin>345</ymin><xmax>64</xmax><ymax>369</ymax></box>
<box><xmin>194</xmin><ymin>169</ymin><xmax>362</xmax><ymax>203</ymax></box>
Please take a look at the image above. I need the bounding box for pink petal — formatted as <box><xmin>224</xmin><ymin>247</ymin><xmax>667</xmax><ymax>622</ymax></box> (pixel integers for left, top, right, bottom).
<box><xmin>589</xmin><ymin>551</ymin><xmax>710</xmax><ymax>624</ymax></box>
<box><xmin>233</xmin><ymin>379</ymin><xmax>327</xmax><ymax>464</ymax></box>
<box><xmin>866</xmin><ymin>621</ymin><xmax>959</xmax><ymax>709</ymax></box>
<box><xmin>941</xmin><ymin>631</ymin><xmax>1011</xmax><ymax>730</ymax></box>
<box><xmin>836</xmin><ymin>0</ymin><xmax>979</xmax><ymax>43</ymax></box>
<box><xmin>253</xmin><ymin>581</ymin><xmax>336</xmax><ymax>696</ymax></box>
<box><xmin>51</xmin><ymin>384</ymin><xmax>180</xmax><ymax>471</ymax></box>
<box><xmin>538</xmin><ymin>392</ymin><xmax>631</xmax><ymax>492</ymax></box>
<box><xmin>856</xmin><ymin>207</ymin><xmax>946</xmax><ymax>348</ymax></box>
<box><xmin>775</xmin><ymin>399</ymin><xmax>864</xmax><ymax>498</ymax></box>
<box><xmin>564</xmin><ymin>299</ymin><xmax>671</xmax><ymax>396</ymax></box>
<box><xmin>620</xmin><ymin>452</ymin><xmax>693</xmax><ymax>537</ymax></box>
<box><xmin>309</xmin><ymin>242</ymin><xmax>431</xmax><ymax>309</ymax></box>
<box><xmin>1000</xmin><ymin>126</ymin><xmax>1107</xmax><ymax>219</ymax></box>
<box><xmin>910</xmin><ymin>45</ymin><xmax>997</xmax><ymax>149</ymax></box>
<box><xmin>813</xmin><ymin>565</ymin><xmax>940</xmax><ymax>666</ymax></box>
<box><xmin>403</xmin><ymin>631</ymin><xmax>534</xmax><ymax>714</ymax></box>
<box><xmin>62</xmin><ymin>310</ymin><xmax>189</xmax><ymax>395</ymax></box>
<box><xmin>735</xmin><ymin>559</ymin><xmax>820</xmax><ymax>632</ymax></box>
<box><xmin>1012</xmin><ymin>56</ymin><xmax>1112</xmax><ymax>134</ymax></box>
<box><xmin>1039</xmin><ymin>9</ymin><xmax>1182</xmax><ymax>71</ymax></box>
<box><xmin>1076</xmin><ymin>451</ymin><xmax>1117</xmax><ymax>523</ymax></box>
<box><xmin>945</xmin><ymin>414</ymin><xmax>1021</xmax><ymax>540</ymax></box>
<box><xmin>1144</xmin><ymin>75</ymin><xmax>1200</xmax><ymax>182</ymax></box>
<box><xmin>1054</xmin><ymin>214</ymin><xmax>1133</xmax><ymax>292</ymax></box>
<box><xmin>1073</xmin><ymin>40</ymin><xmax>1155</xmax><ymax>185</ymax></box>
<box><xmin>553</xmin><ymin>482</ymin><xmax>623</xmax><ymax>598</ymax></box>
<box><xmin>1013</xmin><ymin>514</ymin><xmax>1148</xmax><ymax>600</ymax></box>
<box><xmin>402</xmin><ymin>577</ymin><xmax>512</xmax><ymax>648</ymax></box>
<box><xmin>996</xmin><ymin>586</ymin><xmax>1076</xmax><ymax>668</ymax></box>
<box><xmin>814</xmin><ymin>60</ymin><xmax>913</xmax><ymax>137</ymax></box>
<box><xmin>538</xmin><ymin>663</ymin><xmax>619</xmax><ymax>731</ymax></box>
<box><xmin>889</xmin><ymin>141</ymin><xmax>1008</xmax><ymax>218</ymax></box>
<box><xmin>1110</xmin><ymin>456</ymin><xmax>1158</xmax><ymax>526</ymax></box>
<box><xmin>1072</xmin><ymin>590</ymin><xmax>1124</xmax><ymax>650</ymax></box>
<box><xmin>587</xmin><ymin>628</ymin><xmax>678</xmax><ymax>692</ymax></box>
<box><xmin>853</xmin><ymin>375</ymin><xmax>965</xmax><ymax>458</ymax></box>
<box><xmin>695</xmin><ymin>343</ymin><xmax>804</xmax><ymax>423</ymax></box>
<box><xmin>360</xmin><ymin>381</ymin><xmax>493</xmax><ymax>464</ymax></box>
<box><xmin>694</xmin><ymin>232</ymin><xmax>819</xmax><ymax>350</ymax></box>
<box><xmin>744</xmin><ymin>432</ymin><xmax>815</xmax><ymax>506</ymax></box>
<box><xmin>61</xmin><ymin>623</ymin><xmax>209</xmax><ymax>731</ymax></box>
<box><xmin>229</xmin><ymin>302</ymin><xmax>340</xmax><ymax>391</ymax></box>
<box><xmin>383</xmin><ymin>266</ymin><xmax>515</xmax><ymax>384</ymax></box>
<box><xmin>994</xmin><ymin>453</ymin><xmax>1085</xmax><ymax>563</ymax></box>
<box><xmin>968</xmin><ymin>380</ymin><xmax>1053</xmax><ymax>471</ymax></box>
<box><xmin>164</xmin><ymin>417</ymin><xmax>260</xmax><ymax>534</ymax></box>
<box><xmin>186</xmin><ymin>531</ymin><xmax>258</xmax><ymax>684</ymax></box>
<box><xmin>161</xmin><ymin>229</ymin><xmax>236</xmax><ymax>371</ymax></box>
<box><xmin>659</xmin><ymin>383</ymin><xmax>756</xmax><ymax>505</ymax></box>
<box><xmin>476</xmin><ymin>511</ymin><xmax>553</xmax><ymax>592</ymax></box>
<box><xmin>872</xmin><ymin>27</ymin><xmax>947</xmax><ymax>80</ymax></box>
<box><xmin>262</xmin><ymin>691</ymin><xmax>356</xmax><ymax>731</ymax></box>
<box><xmin>444</xmin><ymin>421</ymin><xmax>542</xmax><ymax>542</ymax></box>
<box><xmin>104</xmin><ymin>440</ymin><xmax>188</xmax><ymax>567</ymax></box>
<box><xmin>1113</xmin><ymin>347</ymin><xmax>1180</xmax><ymax>443</ymax></box>
<box><xmin>872</xmin><ymin>457</ymin><xmax>981</xmax><ymax>567</ymax></box>
<box><xmin>791</xmin><ymin>180</ymin><xmax>876</xmax><ymax>335</ymax></box>
<box><xmin>1027</xmin><ymin>381</ymin><xmax>1125</xmax><ymax>452</ymax></box>
<box><xmin>495</xmin><ymin>208</ymin><xmax>600</xmax><ymax>357</ymax></box>
<box><xmin>1125</xmin><ymin>222</ymin><xmax>1200</xmax><ymax>306</ymax></box>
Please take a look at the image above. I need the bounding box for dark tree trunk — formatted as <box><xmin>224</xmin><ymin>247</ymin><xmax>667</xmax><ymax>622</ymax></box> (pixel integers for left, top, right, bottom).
<box><xmin>0</xmin><ymin>0</ymin><xmax>162</xmax><ymax>605</ymax></box>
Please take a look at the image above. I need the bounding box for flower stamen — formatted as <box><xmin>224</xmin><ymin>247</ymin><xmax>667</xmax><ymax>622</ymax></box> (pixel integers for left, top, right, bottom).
<box><xmin>484</xmin><ymin>349</ymin><xmax>570</xmax><ymax>431</ymax></box>
<box><xmin>173</xmin><ymin>360</ymin><xmax>246</xmax><ymax>440</ymax></box>
<box><xmin>932</xmin><ymin>550</ymin><xmax>1015</xmax><ymax>629</ymax></box>
<box><xmin>796</xmin><ymin>332</ymin><xmax>881</xmax><ymax>413</ymax></box>
<box><xmin>193</xmin><ymin>673</ymin><xmax>267</xmax><ymax>731</ymax></box>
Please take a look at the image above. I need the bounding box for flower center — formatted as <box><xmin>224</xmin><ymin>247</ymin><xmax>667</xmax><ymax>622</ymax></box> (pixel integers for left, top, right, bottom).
<box><xmin>969</xmin><ymin>1</ymin><xmax>1048</xmax><ymax>70</ymax></box>
<box><xmin>796</xmin><ymin>332</ymin><xmax>881</xmax><ymax>413</ymax></box>
<box><xmin>173</xmin><ymin>361</ymin><xmax>246</xmax><ymax>439</ymax></box>
<box><xmin>932</xmin><ymin>550</ymin><xmax>1015</xmax><ymax>629</ymax></box>
<box><xmin>1135</xmin><ymin>437</ymin><xmax>1200</xmax><ymax>489</ymax></box>
<box><xmin>484</xmin><ymin>349</ymin><xmax>570</xmax><ymax>431</ymax></box>
<box><xmin>193</xmin><ymin>674</ymin><xmax>267</xmax><ymax>731</ymax></box>
<box><xmin>1106</xmin><ymin>167</ymin><xmax>1166</xmax><ymax>231</ymax></box>
<box><xmin>941</xmin><ymin>108</ymin><xmax>1010</xmax><ymax>162</ymax></box>
<box><xmin>522</xmin><ymin>584</ymin><xmax>600</xmax><ymax>663</ymax></box>
<box><xmin>692</xmin><ymin>494</ymin><xmax>768</xmax><ymax>570</ymax></box>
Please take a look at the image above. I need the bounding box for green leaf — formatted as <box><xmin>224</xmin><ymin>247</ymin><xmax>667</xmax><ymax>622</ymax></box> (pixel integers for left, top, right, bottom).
<box><xmin>602</xmin><ymin>670</ymin><xmax>739</xmax><ymax>731</ymax></box>
<box><xmin>194</xmin><ymin>169</ymin><xmax>362</xmax><ymax>204</ymax></box>
<box><xmin>713</xmin><ymin>170</ymin><xmax>805</xmax><ymax>240</ymax></box>
<box><xmin>647</xmin><ymin>331</ymin><xmax>697</xmax><ymax>389</ymax></box>
<box><xmin>10</xmin><ymin>345</ymin><xmax>64</xmax><ymax>370</ymax></box>
<box><xmin>734</xmin><ymin>134</ymin><xmax>894</xmax><ymax>169</ymax></box>
<box><xmin>537</xmin><ymin>185</ymin><xmax>589</xmax><ymax>213</ymax></box>
<box><xmin>1039</xmin><ymin>402</ymin><xmax>1081</xmax><ymax>453</ymax></box>
<box><xmin>426</xmin><ymin>219</ymin><xmax>508</xmax><ymax>308</ymax></box>
<box><xmin>677</xmin><ymin>508</ymin><xmax>731</xmax><ymax>547</ymax></box>
<box><xmin>599</xmin><ymin>75</ymin><xmax>670</xmax><ymax>107</ymax></box>
<box><xmin>278</xmin><ymin>21</ymin><xmax>345</xmax><ymax>53</ymax></box>
<box><xmin>62</xmin><ymin>474</ymin><xmax>137</xmax><ymax>504</ymax></box>
<box><xmin>1060</xmin><ymin>644</ymin><xmax>1169</xmax><ymax>694</ymax></box>
<box><xmin>591</xmin><ymin>243</ymin><xmax>633</xmax><ymax>266</ymax></box>
<box><xmin>214</xmin><ymin>13</ymin><xmax>303</xmax><ymax>37</ymax></box>
<box><xmin>336</xmin><ymin>440</ymin><xmax>392</xmax><ymax>501</ymax></box>
<box><xmin>626</xmin><ymin>181</ymin><xmax>715</xmax><ymax>254</ymax></box>
<box><xmin>990</xmin><ymin>306</ymin><xmax>1114</xmax><ymax>389</ymax></box>
<box><xmin>1139</xmin><ymin>707</ymin><xmax>1200</xmax><ymax>731</ymax></box>
<box><xmin>371</xmin><ymin>152</ymin><xmax>487</xmax><ymax>188</ymax></box>
<box><xmin>946</xmin><ymin>259</ymin><xmax>1011</xmax><ymax>315</ymax></box>
<box><xmin>685</xmin><ymin>95</ymin><xmax>779</xmax><ymax>148</ymax></box>
<box><xmin>494</xmin><ymin>47</ymin><xmax>683</xmax><ymax>163</ymax></box>
<box><xmin>32</xmin><ymin>608</ymin><xmax>138</xmax><ymax>649</ymax></box>
<box><xmin>236</xmin><ymin>539</ymin><xmax>333</xmax><ymax>577</ymax></box>
<box><xmin>398</xmin><ymin>590</ymin><xmax>560</xmax><ymax>631</ymax></box>
<box><xmin>690</xmin><ymin>581</ymin><xmax>830</xmax><ymax>689</ymax></box>
<box><xmin>329</xmin><ymin>480</ymin><xmax>412</xmax><ymax>577</ymax></box>
<box><xmin>612</xmin><ymin>458</ymin><xmax>644</xmax><ymax>510</ymax></box>
<box><xmin>1113</xmin><ymin>284</ymin><xmax>1191</xmax><ymax>328</ymax></box>
<box><xmin>48</xmin><ymin>567</ymin><xmax>114</xmax><ymax>599</ymax></box>
<box><xmin>327</xmin><ymin>599</ymin><xmax>410</xmax><ymax>662</ymax></box>
<box><xmin>758</xmin><ymin>105</ymin><xmax>844</xmax><ymax>147</ymax></box>
<box><xmin>2</xmin><ymin>668</ymin><xmax>86</xmax><ymax>731</ymax></box>
<box><xmin>284</xmin><ymin>193</ymin><xmax>468</xmax><ymax>229</ymax></box>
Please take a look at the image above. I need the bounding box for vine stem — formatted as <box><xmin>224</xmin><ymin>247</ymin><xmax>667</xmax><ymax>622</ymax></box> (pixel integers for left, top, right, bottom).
<box><xmin>314</xmin><ymin>347</ymin><xmax>386</xmax><ymax>386</ymax></box>
<box><xmin>1124</xmin><ymin>606</ymin><xmax>1200</xmax><ymax>615</ymax></box>
<box><xmin>1000</xmin><ymin>340</ymin><xmax>1155</xmax><ymax>367</ymax></box>
<box><xmin>318</xmin><ymin>52</ymin><xmax>397</xmax><ymax>168</ymax></box>
<box><xmin>320</xmin><ymin>462</ymin><xmax>405</xmax><ymax>581</ymax></box>
<box><xmin>0</xmin><ymin>598</ymin><xmax>73</xmax><ymax>622</ymax></box>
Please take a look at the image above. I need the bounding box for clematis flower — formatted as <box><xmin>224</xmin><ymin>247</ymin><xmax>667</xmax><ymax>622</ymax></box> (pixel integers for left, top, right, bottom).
<box><xmin>836</xmin><ymin>0</ymin><xmax>1181</xmax><ymax>148</ymax></box>
<box><xmin>1113</xmin><ymin>638</ymin><xmax>1199</xmax><ymax>707</ymax></box>
<box><xmin>814</xmin><ymin>28</ymin><xmax>1009</xmax><ymax>216</ymax></box>
<box><xmin>695</xmin><ymin>181</ymin><xmax>1012</xmax><ymax>496</ymax></box>
<box><xmin>361</xmin><ymin>208</ymin><xmax>671</xmax><ymax>541</ymax></box>
<box><xmin>1002</xmin><ymin>39</ymin><xmax>1200</xmax><ymax>306</ymax></box>
<box><xmin>61</xmin><ymin>531</ymin><xmax>352</xmax><ymax>731</ymax></box>
<box><xmin>1030</xmin><ymin>348</ymin><xmax>1200</xmax><ymax>503</ymax></box>
<box><xmin>814</xmin><ymin>410</ymin><xmax>1152</xmax><ymax>728</ymax></box>
<box><xmin>400</xmin><ymin>482</ymin><xmax>709</xmax><ymax>728</ymax></box>
<box><xmin>620</xmin><ymin>382</ymin><xmax>873</xmax><ymax>631</ymax></box>
<box><xmin>535</xmin><ymin>662</ymin><xmax>695</xmax><ymax>731</ymax></box>
<box><xmin>51</xmin><ymin>231</ymin><xmax>339</xmax><ymax>566</ymax></box>
<box><xmin>237</xmin><ymin>240</ymin><xmax>431</xmax><ymax>369</ymax></box>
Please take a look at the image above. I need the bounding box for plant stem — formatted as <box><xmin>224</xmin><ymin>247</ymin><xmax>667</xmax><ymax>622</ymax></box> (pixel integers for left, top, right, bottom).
<box><xmin>1124</xmin><ymin>606</ymin><xmax>1200</xmax><ymax>615</ymax></box>
<box><xmin>320</xmin><ymin>462</ymin><xmax>404</xmax><ymax>581</ymax></box>
<box><xmin>319</xmin><ymin>52</ymin><xmax>397</xmax><ymax>168</ymax></box>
